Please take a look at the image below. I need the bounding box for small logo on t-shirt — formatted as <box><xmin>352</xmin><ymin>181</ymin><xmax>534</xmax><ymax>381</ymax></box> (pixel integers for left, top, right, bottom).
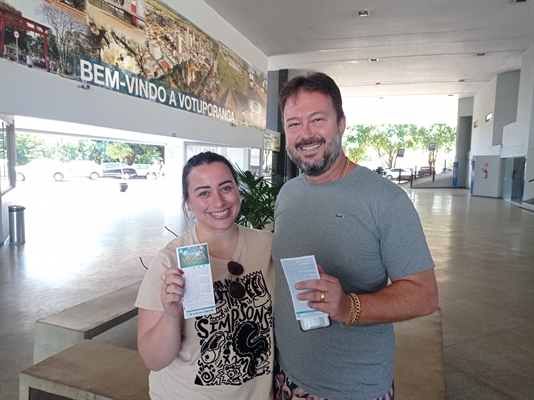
<box><xmin>335</xmin><ymin>213</ymin><xmax>344</xmax><ymax>219</ymax></box>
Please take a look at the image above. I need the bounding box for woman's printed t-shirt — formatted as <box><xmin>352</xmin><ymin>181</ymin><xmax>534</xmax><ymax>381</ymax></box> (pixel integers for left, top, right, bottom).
<box><xmin>135</xmin><ymin>224</ymin><xmax>275</xmax><ymax>400</ymax></box>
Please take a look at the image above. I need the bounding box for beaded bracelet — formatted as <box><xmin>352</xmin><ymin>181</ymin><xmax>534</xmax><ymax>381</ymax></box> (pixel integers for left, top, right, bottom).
<box><xmin>339</xmin><ymin>293</ymin><xmax>361</xmax><ymax>328</ymax></box>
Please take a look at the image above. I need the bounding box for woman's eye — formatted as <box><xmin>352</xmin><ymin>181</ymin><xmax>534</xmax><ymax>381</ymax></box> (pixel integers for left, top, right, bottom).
<box><xmin>198</xmin><ymin>191</ymin><xmax>209</xmax><ymax>197</ymax></box>
<box><xmin>221</xmin><ymin>185</ymin><xmax>233</xmax><ymax>192</ymax></box>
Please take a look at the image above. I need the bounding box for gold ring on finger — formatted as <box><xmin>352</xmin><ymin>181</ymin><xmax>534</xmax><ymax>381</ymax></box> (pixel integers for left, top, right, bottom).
<box><xmin>320</xmin><ymin>291</ymin><xmax>326</xmax><ymax>302</ymax></box>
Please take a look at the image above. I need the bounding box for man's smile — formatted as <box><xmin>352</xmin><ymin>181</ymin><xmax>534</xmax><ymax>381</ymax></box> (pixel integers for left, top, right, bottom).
<box><xmin>300</xmin><ymin>143</ymin><xmax>322</xmax><ymax>151</ymax></box>
<box><xmin>296</xmin><ymin>138</ymin><xmax>325</xmax><ymax>152</ymax></box>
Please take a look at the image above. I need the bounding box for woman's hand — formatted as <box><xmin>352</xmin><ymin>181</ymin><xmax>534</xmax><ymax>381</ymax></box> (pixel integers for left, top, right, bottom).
<box><xmin>295</xmin><ymin>265</ymin><xmax>351</xmax><ymax>322</ymax></box>
<box><xmin>161</xmin><ymin>268</ymin><xmax>185</xmax><ymax>318</ymax></box>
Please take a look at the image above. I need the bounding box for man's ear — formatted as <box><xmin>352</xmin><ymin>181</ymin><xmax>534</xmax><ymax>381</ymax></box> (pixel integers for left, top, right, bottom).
<box><xmin>339</xmin><ymin>116</ymin><xmax>346</xmax><ymax>136</ymax></box>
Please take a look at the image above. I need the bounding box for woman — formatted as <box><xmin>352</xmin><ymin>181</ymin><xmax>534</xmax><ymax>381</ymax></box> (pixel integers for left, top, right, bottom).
<box><xmin>136</xmin><ymin>152</ymin><xmax>275</xmax><ymax>399</ymax></box>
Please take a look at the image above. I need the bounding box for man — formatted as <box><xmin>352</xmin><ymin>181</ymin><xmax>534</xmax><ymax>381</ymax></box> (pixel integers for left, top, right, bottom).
<box><xmin>26</xmin><ymin>53</ymin><xmax>33</xmax><ymax>68</ymax></box>
<box><xmin>272</xmin><ymin>72</ymin><xmax>438</xmax><ymax>400</ymax></box>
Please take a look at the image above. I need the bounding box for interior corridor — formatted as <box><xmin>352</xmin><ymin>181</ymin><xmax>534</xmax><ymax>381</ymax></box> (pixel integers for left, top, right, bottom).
<box><xmin>0</xmin><ymin>181</ymin><xmax>533</xmax><ymax>399</ymax></box>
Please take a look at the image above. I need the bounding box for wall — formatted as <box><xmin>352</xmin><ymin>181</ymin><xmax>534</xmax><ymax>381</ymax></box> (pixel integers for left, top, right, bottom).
<box><xmin>471</xmin><ymin>79</ymin><xmax>498</xmax><ymax>155</ymax></box>
<box><xmin>525</xmin><ymin>89</ymin><xmax>534</xmax><ymax>210</ymax></box>
<box><xmin>0</xmin><ymin>1</ymin><xmax>268</xmax><ymax>150</ymax></box>
<box><xmin>469</xmin><ymin>69</ymin><xmax>522</xmax><ymax>199</ymax></box>
<box><xmin>500</xmin><ymin>45</ymin><xmax>534</xmax><ymax>208</ymax></box>
<box><xmin>456</xmin><ymin>97</ymin><xmax>474</xmax><ymax>188</ymax></box>
<box><xmin>472</xmin><ymin>155</ymin><xmax>501</xmax><ymax>197</ymax></box>
<box><xmin>0</xmin><ymin>1</ymin><xmax>270</xmax><ymax>244</ymax></box>
<box><xmin>471</xmin><ymin>72</ymin><xmax>521</xmax><ymax>157</ymax></box>
<box><xmin>493</xmin><ymin>71</ymin><xmax>520</xmax><ymax>147</ymax></box>
<box><xmin>458</xmin><ymin>96</ymin><xmax>474</xmax><ymax>118</ymax></box>
<box><xmin>456</xmin><ymin>115</ymin><xmax>472</xmax><ymax>188</ymax></box>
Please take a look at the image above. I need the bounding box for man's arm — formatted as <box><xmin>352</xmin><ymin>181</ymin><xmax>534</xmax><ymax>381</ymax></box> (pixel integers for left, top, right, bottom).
<box><xmin>358</xmin><ymin>268</ymin><xmax>438</xmax><ymax>323</ymax></box>
<box><xmin>296</xmin><ymin>267</ymin><xmax>438</xmax><ymax>324</ymax></box>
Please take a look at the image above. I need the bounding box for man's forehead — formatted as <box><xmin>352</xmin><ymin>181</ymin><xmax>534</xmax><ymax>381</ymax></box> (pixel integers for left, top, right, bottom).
<box><xmin>283</xmin><ymin>90</ymin><xmax>333</xmax><ymax>115</ymax></box>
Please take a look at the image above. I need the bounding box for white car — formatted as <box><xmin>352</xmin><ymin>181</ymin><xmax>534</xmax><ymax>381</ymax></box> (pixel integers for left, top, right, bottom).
<box><xmin>66</xmin><ymin>160</ymin><xmax>103</xmax><ymax>180</ymax></box>
<box><xmin>384</xmin><ymin>168</ymin><xmax>413</xmax><ymax>180</ymax></box>
<box><xmin>16</xmin><ymin>159</ymin><xmax>68</xmax><ymax>182</ymax></box>
<box><xmin>132</xmin><ymin>163</ymin><xmax>160</xmax><ymax>179</ymax></box>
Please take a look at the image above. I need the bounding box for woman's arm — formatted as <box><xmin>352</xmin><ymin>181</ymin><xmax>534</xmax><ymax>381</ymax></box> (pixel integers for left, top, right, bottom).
<box><xmin>138</xmin><ymin>268</ymin><xmax>185</xmax><ymax>371</ymax></box>
<box><xmin>137</xmin><ymin>308</ymin><xmax>182</xmax><ymax>371</ymax></box>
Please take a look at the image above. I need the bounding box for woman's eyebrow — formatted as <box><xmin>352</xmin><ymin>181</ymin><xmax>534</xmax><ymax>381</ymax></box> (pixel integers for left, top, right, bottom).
<box><xmin>193</xmin><ymin>180</ymin><xmax>232</xmax><ymax>192</ymax></box>
<box><xmin>193</xmin><ymin>185</ymin><xmax>210</xmax><ymax>192</ymax></box>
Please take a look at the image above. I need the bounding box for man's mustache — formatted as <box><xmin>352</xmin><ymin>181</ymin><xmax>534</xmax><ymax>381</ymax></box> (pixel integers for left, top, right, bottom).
<box><xmin>294</xmin><ymin>138</ymin><xmax>326</xmax><ymax>149</ymax></box>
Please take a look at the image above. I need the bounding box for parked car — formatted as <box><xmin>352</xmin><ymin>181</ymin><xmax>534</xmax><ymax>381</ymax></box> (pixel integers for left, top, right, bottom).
<box><xmin>16</xmin><ymin>159</ymin><xmax>68</xmax><ymax>181</ymax></box>
<box><xmin>384</xmin><ymin>168</ymin><xmax>413</xmax><ymax>180</ymax></box>
<box><xmin>66</xmin><ymin>160</ymin><xmax>103</xmax><ymax>180</ymax></box>
<box><xmin>417</xmin><ymin>166</ymin><xmax>434</xmax><ymax>178</ymax></box>
<box><xmin>101</xmin><ymin>163</ymin><xmax>137</xmax><ymax>179</ymax></box>
<box><xmin>132</xmin><ymin>163</ymin><xmax>160</xmax><ymax>179</ymax></box>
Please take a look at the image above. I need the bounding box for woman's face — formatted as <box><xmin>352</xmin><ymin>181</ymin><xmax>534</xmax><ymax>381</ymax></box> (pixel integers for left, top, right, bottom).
<box><xmin>186</xmin><ymin>162</ymin><xmax>241</xmax><ymax>234</ymax></box>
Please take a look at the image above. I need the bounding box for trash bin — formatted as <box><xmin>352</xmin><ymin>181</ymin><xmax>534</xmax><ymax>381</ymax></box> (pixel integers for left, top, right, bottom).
<box><xmin>9</xmin><ymin>205</ymin><xmax>26</xmax><ymax>244</ymax></box>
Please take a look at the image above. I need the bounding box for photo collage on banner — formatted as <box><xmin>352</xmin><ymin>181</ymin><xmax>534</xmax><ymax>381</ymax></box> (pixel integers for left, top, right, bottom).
<box><xmin>0</xmin><ymin>0</ymin><xmax>267</xmax><ymax>130</ymax></box>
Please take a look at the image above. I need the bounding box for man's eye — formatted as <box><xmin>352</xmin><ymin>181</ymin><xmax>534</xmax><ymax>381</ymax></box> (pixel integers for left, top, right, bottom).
<box><xmin>287</xmin><ymin>122</ymin><xmax>300</xmax><ymax>128</ymax></box>
<box><xmin>221</xmin><ymin>185</ymin><xmax>233</xmax><ymax>192</ymax></box>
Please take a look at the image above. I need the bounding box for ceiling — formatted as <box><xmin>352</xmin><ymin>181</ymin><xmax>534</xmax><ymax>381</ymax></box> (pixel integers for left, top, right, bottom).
<box><xmin>13</xmin><ymin>1</ymin><xmax>534</xmax><ymax>137</ymax></box>
<box><xmin>204</xmin><ymin>0</ymin><xmax>534</xmax><ymax>101</ymax></box>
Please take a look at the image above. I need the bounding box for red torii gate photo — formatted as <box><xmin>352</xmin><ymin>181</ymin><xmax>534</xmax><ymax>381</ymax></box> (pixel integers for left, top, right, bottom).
<box><xmin>0</xmin><ymin>7</ymin><xmax>51</xmax><ymax>72</ymax></box>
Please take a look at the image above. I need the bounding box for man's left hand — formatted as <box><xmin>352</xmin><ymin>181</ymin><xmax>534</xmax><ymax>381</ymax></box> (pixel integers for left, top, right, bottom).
<box><xmin>295</xmin><ymin>265</ymin><xmax>352</xmax><ymax>322</ymax></box>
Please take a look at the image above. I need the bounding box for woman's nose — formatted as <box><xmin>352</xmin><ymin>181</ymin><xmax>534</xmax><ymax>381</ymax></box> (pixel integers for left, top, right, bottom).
<box><xmin>211</xmin><ymin>191</ymin><xmax>225</xmax><ymax>206</ymax></box>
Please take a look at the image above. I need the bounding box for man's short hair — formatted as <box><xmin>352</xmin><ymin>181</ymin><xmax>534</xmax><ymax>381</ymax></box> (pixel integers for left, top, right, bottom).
<box><xmin>278</xmin><ymin>72</ymin><xmax>345</xmax><ymax>124</ymax></box>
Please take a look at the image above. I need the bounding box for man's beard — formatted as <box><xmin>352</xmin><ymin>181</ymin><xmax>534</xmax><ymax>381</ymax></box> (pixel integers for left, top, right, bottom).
<box><xmin>287</xmin><ymin>131</ymin><xmax>343</xmax><ymax>177</ymax></box>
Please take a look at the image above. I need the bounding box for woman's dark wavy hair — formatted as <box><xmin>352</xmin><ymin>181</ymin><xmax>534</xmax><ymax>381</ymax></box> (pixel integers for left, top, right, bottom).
<box><xmin>181</xmin><ymin>151</ymin><xmax>238</xmax><ymax>214</ymax></box>
<box><xmin>278</xmin><ymin>72</ymin><xmax>345</xmax><ymax>124</ymax></box>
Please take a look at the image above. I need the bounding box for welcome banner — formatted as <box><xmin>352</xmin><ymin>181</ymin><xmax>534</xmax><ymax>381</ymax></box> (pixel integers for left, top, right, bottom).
<box><xmin>1</xmin><ymin>0</ymin><xmax>267</xmax><ymax>130</ymax></box>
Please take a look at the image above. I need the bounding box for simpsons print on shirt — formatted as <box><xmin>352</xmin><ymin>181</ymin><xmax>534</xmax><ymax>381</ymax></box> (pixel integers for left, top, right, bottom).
<box><xmin>194</xmin><ymin>270</ymin><xmax>273</xmax><ymax>386</ymax></box>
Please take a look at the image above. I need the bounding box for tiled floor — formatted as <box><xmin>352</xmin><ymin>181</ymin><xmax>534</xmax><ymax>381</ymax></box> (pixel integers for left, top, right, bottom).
<box><xmin>1</xmin><ymin>180</ymin><xmax>533</xmax><ymax>399</ymax></box>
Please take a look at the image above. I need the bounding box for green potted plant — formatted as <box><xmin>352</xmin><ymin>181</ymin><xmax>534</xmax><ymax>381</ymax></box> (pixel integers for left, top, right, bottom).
<box><xmin>234</xmin><ymin>166</ymin><xmax>283</xmax><ymax>230</ymax></box>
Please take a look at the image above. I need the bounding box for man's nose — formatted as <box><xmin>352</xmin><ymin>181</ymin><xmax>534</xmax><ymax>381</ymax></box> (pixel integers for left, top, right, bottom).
<box><xmin>300</xmin><ymin>121</ymin><xmax>314</xmax><ymax>139</ymax></box>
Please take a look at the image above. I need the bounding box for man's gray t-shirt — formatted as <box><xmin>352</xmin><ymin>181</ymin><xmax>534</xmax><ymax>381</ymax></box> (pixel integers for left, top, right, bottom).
<box><xmin>272</xmin><ymin>166</ymin><xmax>435</xmax><ymax>399</ymax></box>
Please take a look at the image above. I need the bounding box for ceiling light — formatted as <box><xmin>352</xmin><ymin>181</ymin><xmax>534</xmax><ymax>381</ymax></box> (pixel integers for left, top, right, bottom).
<box><xmin>357</xmin><ymin>10</ymin><xmax>370</xmax><ymax>17</ymax></box>
<box><xmin>379</xmin><ymin>97</ymin><xmax>384</xmax><ymax>99</ymax></box>
<box><xmin>368</xmin><ymin>58</ymin><xmax>378</xmax><ymax>62</ymax></box>
<box><xmin>458</xmin><ymin>79</ymin><xmax>465</xmax><ymax>82</ymax></box>
<box><xmin>512</xmin><ymin>0</ymin><xmax>528</xmax><ymax>3</ymax></box>
<box><xmin>448</xmin><ymin>94</ymin><xmax>453</xmax><ymax>97</ymax></box>
<box><xmin>476</xmin><ymin>53</ymin><xmax>486</xmax><ymax>56</ymax></box>
<box><xmin>375</xmin><ymin>82</ymin><xmax>381</xmax><ymax>85</ymax></box>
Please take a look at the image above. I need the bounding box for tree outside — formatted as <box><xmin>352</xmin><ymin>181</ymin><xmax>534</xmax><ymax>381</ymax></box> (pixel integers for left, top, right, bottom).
<box><xmin>15</xmin><ymin>133</ymin><xmax>163</xmax><ymax>167</ymax></box>
<box><xmin>411</xmin><ymin>124</ymin><xmax>457</xmax><ymax>170</ymax></box>
<box><xmin>343</xmin><ymin>123</ymin><xmax>456</xmax><ymax>172</ymax></box>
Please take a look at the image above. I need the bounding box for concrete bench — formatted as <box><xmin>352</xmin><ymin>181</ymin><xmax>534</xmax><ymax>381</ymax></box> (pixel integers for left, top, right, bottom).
<box><xmin>20</xmin><ymin>340</ymin><xmax>149</xmax><ymax>400</ymax></box>
<box><xmin>33</xmin><ymin>281</ymin><xmax>142</xmax><ymax>364</ymax></box>
<box><xmin>393</xmin><ymin>308</ymin><xmax>446</xmax><ymax>400</ymax></box>
<box><xmin>21</xmin><ymin>308</ymin><xmax>444</xmax><ymax>400</ymax></box>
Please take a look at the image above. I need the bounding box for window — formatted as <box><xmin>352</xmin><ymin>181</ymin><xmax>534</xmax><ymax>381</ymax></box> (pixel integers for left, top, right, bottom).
<box><xmin>485</xmin><ymin>113</ymin><xmax>493</xmax><ymax>123</ymax></box>
<box><xmin>0</xmin><ymin>118</ymin><xmax>14</xmax><ymax>193</ymax></box>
